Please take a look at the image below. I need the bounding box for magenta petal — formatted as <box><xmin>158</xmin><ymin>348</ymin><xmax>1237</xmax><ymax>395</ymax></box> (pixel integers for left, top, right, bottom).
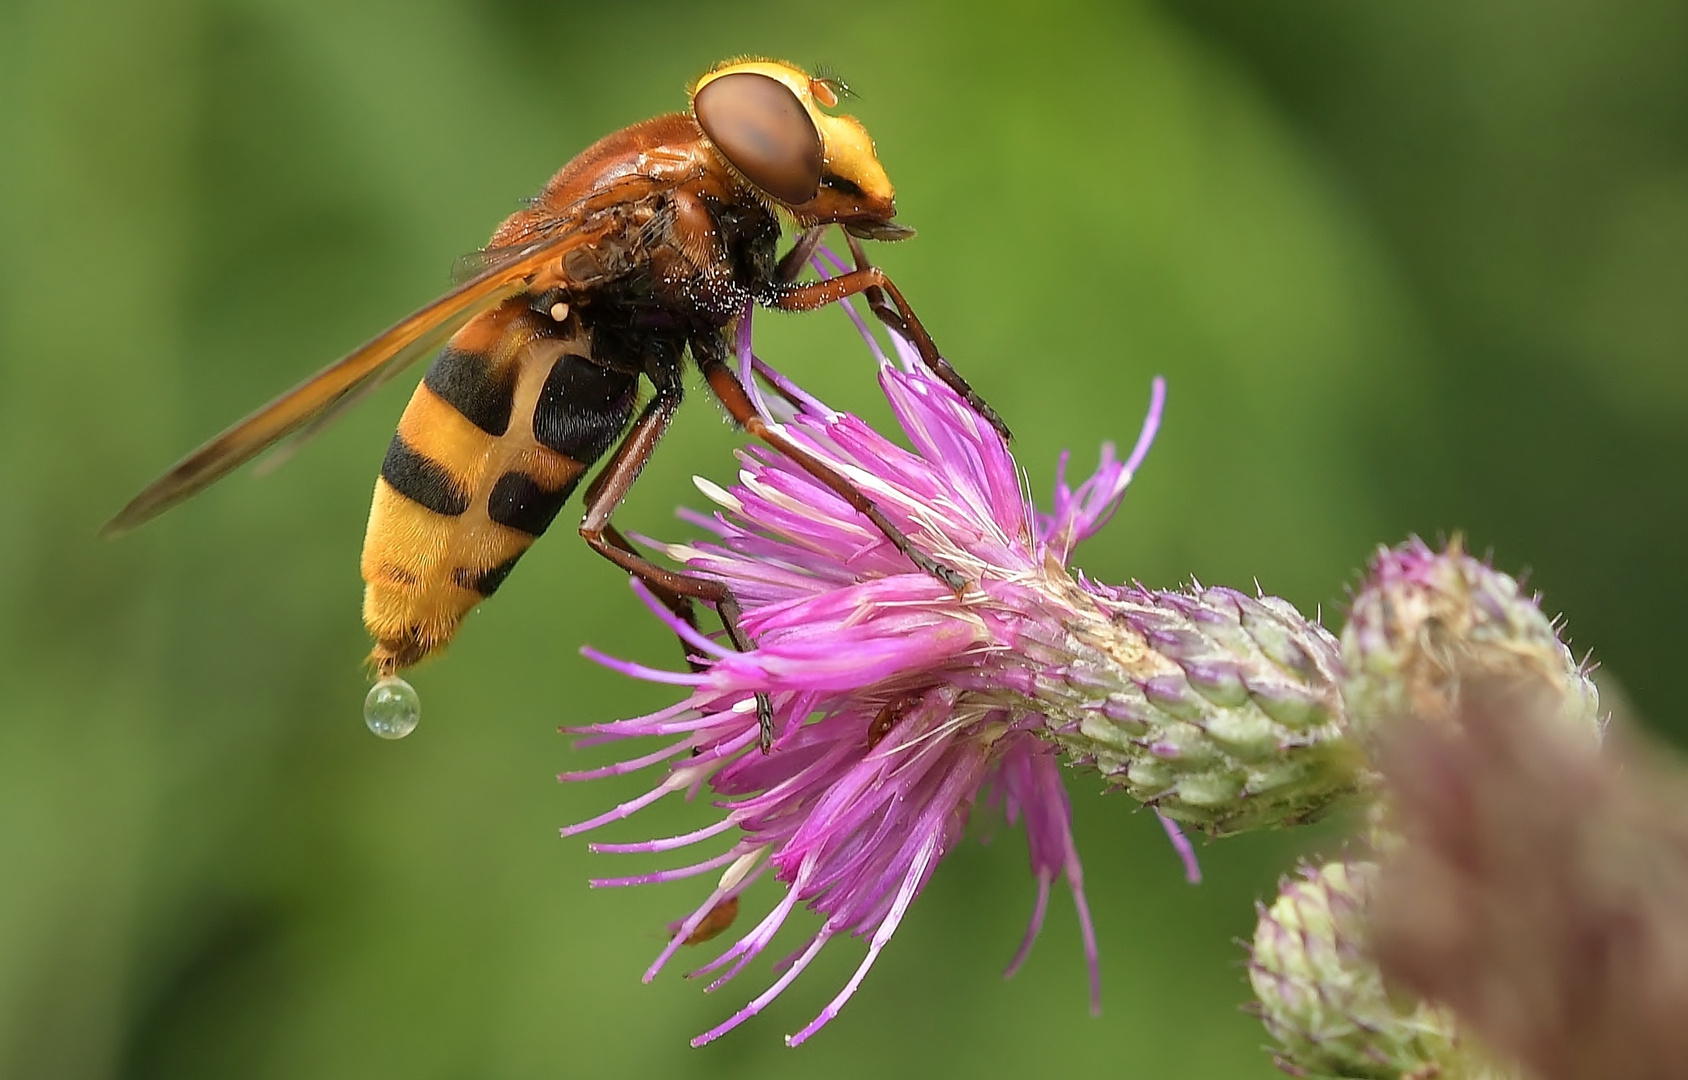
<box><xmin>785</xmin><ymin>835</ymin><xmax>939</xmax><ymax>1046</ymax></box>
<box><xmin>628</xmin><ymin>579</ymin><xmax>731</xmax><ymax>658</ymax></box>
<box><xmin>1039</xmin><ymin>376</ymin><xmax>1165</xmax><ymax>558</ymax></box>
<box><xmin>691</xmin><ymin>930</ymin><xmax>833</xmax><ymax>1048</ymax></box>
<box><xmin>579</xmin><ymin>646</ymin><xmax>708</xmax><ymax>686</ymax></box>
<box><xmin>590</xmin><ymin>815</ymin><xmax>737</xmax><ymax>854</ymax></box>
<box><xmin>560</xmin><ymin>781</ymin><xmax>675</xmax><ymax>838</ymax></box>
<box><xmin>589</xmin><ymin>847</ymin><xmax>742</xmax><ymax>888</ymax></box>
<box><xmin>557</xmin><ymin>737</ymin><xmax>695</xmax><ymax>781</ymax></box>
<box><xmin>1157</xmin><ymin>810</ymin><xmax>1203</xmax><ymax>885</ymax></box>
<box><xmin>1004</xmin><ymin>873</ymin><xmax>1053</xmax><ymax>980</ymax></box>
<box><xmin>1069</xmin><ymin>867</ymin><xmax>1102</xmax><ymax>1016</ymax></box>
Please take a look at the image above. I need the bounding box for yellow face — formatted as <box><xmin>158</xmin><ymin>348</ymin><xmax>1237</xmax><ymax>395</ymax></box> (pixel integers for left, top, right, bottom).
<box><xmin>690</xmin><ymin>59</ymin><xmax>905</xmax><ymax>235</ymax></box>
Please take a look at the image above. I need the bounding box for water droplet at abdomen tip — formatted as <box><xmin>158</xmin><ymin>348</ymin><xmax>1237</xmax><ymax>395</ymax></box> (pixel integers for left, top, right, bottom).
<box><xmin>364</xmin><ymin>676</ymin><xmax>420</xmax><ymax>739</ymax></box>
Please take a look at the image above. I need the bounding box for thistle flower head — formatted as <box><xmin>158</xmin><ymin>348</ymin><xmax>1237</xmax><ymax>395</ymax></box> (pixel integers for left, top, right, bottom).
<box><xmin>562</xmin><ymin>260</ymin><xmax>1363</xmax><ymax>1045</ymax></box>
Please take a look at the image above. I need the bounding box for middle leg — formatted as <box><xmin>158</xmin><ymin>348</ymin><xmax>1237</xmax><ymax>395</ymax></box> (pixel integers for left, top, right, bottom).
<box><xmin>767</xmin><ymin>249</ymin><xmax>1011</xmax><ymax>441</ymax></box>
<box><xmin>577</xmin><ymin>385</ymin><xmax>778</xmax><ymax>752</ymax></box>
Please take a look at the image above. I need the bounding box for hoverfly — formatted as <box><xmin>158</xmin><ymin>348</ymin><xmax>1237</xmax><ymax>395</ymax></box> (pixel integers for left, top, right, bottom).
<box><xmin>105</xmin><ymin>59</ymin><xmax>1006</xmax><ymax>748</ymax></box>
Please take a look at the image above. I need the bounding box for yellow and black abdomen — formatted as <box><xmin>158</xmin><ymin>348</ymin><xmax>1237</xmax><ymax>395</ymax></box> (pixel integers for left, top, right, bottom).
<box><xmin>360</xmin><ymin>302</ymin><xmax>638</xmax><ymax>674</ymax></box>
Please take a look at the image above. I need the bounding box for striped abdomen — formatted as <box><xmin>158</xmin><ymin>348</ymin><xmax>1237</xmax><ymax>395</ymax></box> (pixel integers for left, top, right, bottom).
<box><xmin>360</xmin><ymin>302</ymin><xmax>637</xmax><ymax>674</ymax></box>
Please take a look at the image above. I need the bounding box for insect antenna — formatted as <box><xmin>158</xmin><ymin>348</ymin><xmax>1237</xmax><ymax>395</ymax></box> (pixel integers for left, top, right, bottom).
<box><xmin>812</xmin><ymin>64</ymin><xmax>855</xmax><ymax>101</ymax></box>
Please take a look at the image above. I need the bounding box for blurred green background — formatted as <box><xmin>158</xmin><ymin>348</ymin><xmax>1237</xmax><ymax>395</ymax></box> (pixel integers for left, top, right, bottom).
<box><xmin>3</xmin><ymin>0</ymin><xmax>1684</xmax><ymax>1075</ymax></box>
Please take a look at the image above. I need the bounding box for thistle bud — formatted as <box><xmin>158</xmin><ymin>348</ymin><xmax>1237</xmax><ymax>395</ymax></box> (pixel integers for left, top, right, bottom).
<box><xmin>1041</xmin><ymin>584</ymin><xmax>1366</xmax><ymax>836</ymax></box>
<box><xmin>1341</xmin><ymin>538</ymin><xmax>1600</xmax><ymax>744</ymax></box>
<box><xmin>1250</xmin><ymin>860</ymin><xmax>1509</xmax><ymax>1080</ymax></box>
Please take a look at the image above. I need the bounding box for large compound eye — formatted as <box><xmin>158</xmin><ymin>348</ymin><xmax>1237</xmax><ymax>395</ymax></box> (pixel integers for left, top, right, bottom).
<box><xmin>694</xmin><ymin>72</ymin><xmax>823</xmax><ymax>205</ymax></box>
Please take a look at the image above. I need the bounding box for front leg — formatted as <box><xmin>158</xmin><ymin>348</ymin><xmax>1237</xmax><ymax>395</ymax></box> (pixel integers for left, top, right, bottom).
<box><xmin>775</xmin><ymin>225</ymin><xmax>830</xmax><ymax>285</ymax></box>
<box><xmin>697</xmin><ymin>350</ymin><xmax>968</xmax><ymax>594</ymax></box>
<box><xmin>765</xmin><ymin>253</ymin><xmax>1011</xmax><ymax>442</ymax></box>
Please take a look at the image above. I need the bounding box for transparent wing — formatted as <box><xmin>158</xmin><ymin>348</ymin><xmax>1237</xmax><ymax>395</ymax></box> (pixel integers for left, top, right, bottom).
<box><xmin>449</xmin><ymin>171</ymin><xmax>684</xmax><ymax>285</ymax></box>
<box><xmin>102</xmin><ymin>227</ymin><xmax>606</xmax><ymax>536</ymax></box>
<box><xmin>248</xmin><ymin>311</ymin><xmax>463</xmax><ymax>479</ymax></box>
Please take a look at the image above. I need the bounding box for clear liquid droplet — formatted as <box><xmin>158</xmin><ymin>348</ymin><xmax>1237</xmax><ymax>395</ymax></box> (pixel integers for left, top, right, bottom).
<box><xmin>364</xmin><ymin>676</ymin><xmax>420</xmax><ymax>739</ymax></box>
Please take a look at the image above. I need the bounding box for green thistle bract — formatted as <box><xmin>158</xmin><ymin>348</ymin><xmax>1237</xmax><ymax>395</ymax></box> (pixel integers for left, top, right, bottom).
<box><xmin>1042</xmin><ymin>583</ymin><xmax>1366</xmax><ymax>836</ymax></box>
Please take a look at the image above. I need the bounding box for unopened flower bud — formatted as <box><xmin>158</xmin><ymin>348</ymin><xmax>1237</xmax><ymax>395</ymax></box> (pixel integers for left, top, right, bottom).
<box><xmin>1250</xmin><ymin>860</ymin><xmax>1509</xmax><ymax>1080</ymax></box>
<box><xmin>1342</xmin><ymin>537</ymin><xmax>1600</xmax><ymax>745</ymax></box>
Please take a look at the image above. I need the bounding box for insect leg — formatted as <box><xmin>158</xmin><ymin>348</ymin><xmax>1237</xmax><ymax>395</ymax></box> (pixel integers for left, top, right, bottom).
<box><xmin>591</xmin><ymin>519</ymin><xmax>709</xmax><ymax>672</ymax></box>
<box><xmin>840</xmin><ymin>230</ymin><xmax>907</xmax><ymax>335</ymax></box>
<box><xmin>697</xmin><ymin>353</ymin><xmax>968</xmax><ymax>594</ymax></box>
<box><xmin>768</xmin><ymin>254</ymin><xmax>1012</xmax><ymax>442</ymax></box>
<box><xmin>840</xmin><ymin>234</ymin><xmax>1009</xmax><ymax>442</ymax></box>
<box><xmin>717</xmin><ymin>229</ymin><xmax>828</xmax><ymax>420</ymax></box>
<box><xmin>775</xmin><ymin>225</ymin><xmax>830</xmax><ymax>284</ymax></box>
<box><xmin>578</xmin><ymin>389</ymin><xmax>777</xmax><ymax>751</ymax></box>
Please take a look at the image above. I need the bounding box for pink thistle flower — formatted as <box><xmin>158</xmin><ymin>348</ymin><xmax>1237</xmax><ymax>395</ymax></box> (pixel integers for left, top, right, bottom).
<box><xmin>562</xmin><ymin>259</ymin><xmax>1358</xmax><ymax>1046</ymax></box>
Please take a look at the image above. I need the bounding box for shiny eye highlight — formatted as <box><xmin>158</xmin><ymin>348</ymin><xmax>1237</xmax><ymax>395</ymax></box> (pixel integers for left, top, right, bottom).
<box><xmin>693</xmin><ymin>72</ymin><xmax>823</xmax><ymax>205</ymax></box>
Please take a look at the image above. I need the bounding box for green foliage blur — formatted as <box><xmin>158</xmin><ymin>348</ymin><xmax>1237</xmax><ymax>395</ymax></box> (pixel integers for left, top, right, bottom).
<box><xmin>3</xmin><ymin>0</ymin><xmax>1684</xmax><ymax>1075</ymax></box>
